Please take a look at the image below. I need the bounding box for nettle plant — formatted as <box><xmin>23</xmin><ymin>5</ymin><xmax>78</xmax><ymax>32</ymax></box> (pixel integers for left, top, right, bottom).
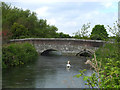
<box><xmin>74</xmin><ymin>53</ymin><xmax>100</xmax><ymax>88</ymax></box>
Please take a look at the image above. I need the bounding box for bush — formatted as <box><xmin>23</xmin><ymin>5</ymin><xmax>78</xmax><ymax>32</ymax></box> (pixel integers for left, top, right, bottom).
<box><xmin>2</xmin><ymin>43</ymin><xmax>38</xmax><ymax>68</ymax></box>
<box><xmin>95</xmin><ymin>43</ymin><xmax>117</xmax><ymax>60</ymax></box>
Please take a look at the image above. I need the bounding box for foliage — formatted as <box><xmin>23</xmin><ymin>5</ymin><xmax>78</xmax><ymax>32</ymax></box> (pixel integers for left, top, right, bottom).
<box><xmin>107</xmin><ymin>21</ymin><xmax>120</xmax><ymax>36</ymax></box>
<box><xmin>2</xmin><ymin>2</ymin><xmax>69</xmax><ymax>41</ymax></box>
<box><xmin>56</xmin><ymin>32</ymin><xmax>71</xmax><ymax>38</ymax></box>
<box><xmin>90</xmin><ymin>25</ymin><xmax>108</xmax><ymax>40</ymax></box>
<box><xmin>2</xmin><ymin>30</ymin><xmax>12</xmax><ymax>44</ymax></box>
<box><xmin>75</xmin><ymin>22</ymin><xmax>120</xmax><ymax>88</ymax></box>
<box><xmin>2</xmin><ymin>43</ymin><xmax>38</xmax><ymax>68</ymax></box>
<box><xmin>73</xmin><ymin>23</ymin><xmax>90</xmax><ymax>39</ymax></box>
<box><xmin>90</xmin><ymin>34</ymin><xmax>102</xmax><ymax>40</ymax></box>
<box><xmin>11</xmin><ymin>23</ymin><xmax>29</xmax><ymax>39</ymax></box>
<box><xmin>75</xmin><ymin>50</ymin><xmax>120</xmax><ymax>88</ymax></box>
<box><xmin>95</xmin><ymin>43</ymin><xmax>117</xmax><ymax>59</ymax></box>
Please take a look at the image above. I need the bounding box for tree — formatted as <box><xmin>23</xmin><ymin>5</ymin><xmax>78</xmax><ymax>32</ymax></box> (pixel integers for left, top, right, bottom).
<box><xmin>107</xmin><ymin>21</ymin><xmax>120</xmax><ymax>36</ymax></box>
<box><xmin>11</xmin><ymin>23</ymin><xmax>28</xmax><ymax>39</ymax></box>
<box><xmin>2</xmin><ymin>2</ymin><xmax>12</xmax><ymax>30</ymax></box>
<box><xmin>2</xmin><ymin>2</ymin><xmax>71</xmax><ymax>39</ymax></box>
<box><xmin>56</xmin><ymin>32</ymin><xmax>71</xmax><ymax>38</ymax></box>
<box><xmin>73</xmin><ymin>23</ymin><xmax>90</xmax><ymax>39</ymax></box>
<box><xmin>47</xmin><ymin>25</ymin><xmax>58</xmax><ymax>37</ymax></box>
<box><xmin>90</xmin><ymin>25</ymin><xmax>108</xmax><ymax>40</ymax></box>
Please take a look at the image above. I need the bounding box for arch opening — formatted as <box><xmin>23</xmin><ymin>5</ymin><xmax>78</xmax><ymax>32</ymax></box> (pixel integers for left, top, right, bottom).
<box><xmin>41</xmin><ymin>49</ymin><xmax>62</xmax><ymax>56</ymax></box>
<box><xmin>76</xmin><ymin>49</ymin><xmax>93</xmax><ymax>57</ymax></box>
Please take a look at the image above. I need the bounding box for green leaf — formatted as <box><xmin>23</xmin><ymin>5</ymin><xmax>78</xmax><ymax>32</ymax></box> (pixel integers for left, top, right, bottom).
<box><xmin>83</xmin><ymin>76</ymin><xmax>89</xmax><ymax>81</ymax></box>
<box><xmin>104</xmin><ymin>67</ymin><xmax>107</xmax><ymax>69</ymax></box>
<box><xmin>74</xmin><ymin>74</ymin><xmax>82</xmax><ymax>78</ymax></box>
<box><xmin>101</xmin><ymin>75</ymin><xmax>104</xmax><ymax>78</ymax></box>
<box><xmin>111</xmin><ymin>68</ymin><xmax>114</xmax><ymax>71</ymax></box>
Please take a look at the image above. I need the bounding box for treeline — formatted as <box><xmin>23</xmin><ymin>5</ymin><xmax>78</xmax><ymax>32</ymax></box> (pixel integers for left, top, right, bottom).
<box><xmin>73</xmin><ymin>23</ymin><xmax>109</xmax><ymax>40</ymax></box>
<box><xmin>2</xmin><ymin>2</ymin><xmax>117</xmax><ymax>43</ymax></box>
<box><xmin>2</xmin><ymin>2</ymin><xmax>71</xmax><ymax>43</ymax></box>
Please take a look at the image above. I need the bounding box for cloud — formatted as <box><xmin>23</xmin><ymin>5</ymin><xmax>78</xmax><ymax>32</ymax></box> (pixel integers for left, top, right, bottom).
<box><xmin>45</xmin><ymin>2</ymin><xmax>117</xmax><ymax>36</ymax></box>
<box><xmin>104</xmin><ymin>2</ymin><xmax>113</xmax><ymax>8</ymax></box>
<box><xmin>34</xmin><ymin>7</ymin><xmax>49</xmax><ymax>18</ymax></box>
<box><xmin>2</xmin><ymin>0</ymin><xmax>118</xmax><ymax>36</ymax></box>
<box><xmin>47</xmin><ymin>18</ymin><xmax>56</xmax><ymax>25</ymax></box>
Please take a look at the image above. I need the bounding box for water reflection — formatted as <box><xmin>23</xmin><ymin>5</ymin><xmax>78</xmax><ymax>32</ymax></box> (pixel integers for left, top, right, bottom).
<box><xmin>3</xmin><ymin>55</ymin><xmax>93</xmax><ymax>88</ymax></box>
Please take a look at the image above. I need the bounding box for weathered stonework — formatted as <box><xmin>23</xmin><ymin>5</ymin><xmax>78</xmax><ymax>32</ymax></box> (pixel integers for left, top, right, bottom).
<box><xmin>9</xmin><ymin>38</ymin><xmax>106</xmax><ymax>55</ymax></box>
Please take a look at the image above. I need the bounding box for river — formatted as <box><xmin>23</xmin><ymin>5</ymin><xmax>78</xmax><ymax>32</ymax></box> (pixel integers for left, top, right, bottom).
<box><xmin>2</xmin><ymin>55</ymin><xmax>94</xmax><ymax>88</ymax></box>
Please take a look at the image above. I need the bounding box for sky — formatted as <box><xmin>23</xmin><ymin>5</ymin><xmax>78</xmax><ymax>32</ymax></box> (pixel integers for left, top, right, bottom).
<box><xmin>2</xmin><ymin>0</ymin><xmax>119</xmax><ymax>36</ymax></box>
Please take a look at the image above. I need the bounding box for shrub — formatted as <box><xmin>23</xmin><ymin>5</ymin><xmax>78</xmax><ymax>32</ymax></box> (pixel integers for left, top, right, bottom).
<box><xmin>2</xmin><ymin>43</ymin><xmax>38</xmax><ymax>68</ymax></box>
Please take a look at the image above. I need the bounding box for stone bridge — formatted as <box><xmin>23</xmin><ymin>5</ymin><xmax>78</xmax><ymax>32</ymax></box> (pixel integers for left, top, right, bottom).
<box><xmin>9</xmin><ymin>38</ymin><xmax>106</xmax><ymax>56</ymax></box>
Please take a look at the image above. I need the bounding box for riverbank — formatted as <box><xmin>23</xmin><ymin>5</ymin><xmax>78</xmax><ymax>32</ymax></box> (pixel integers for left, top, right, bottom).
<box><xmin>2</xmin><ymin>43</ymin><xmax>38</xmax><ymax>68</ymax></box>
<box><xmin>84</xmin><ymin>42</ymin><xmax>120</xmax><ymax>88</ymax></box>
<box><xmin>96</xmin><ymin>42</ymin><xmax>120</xmax><ymax>88</ymax></box>
<box><xmin>75</xmin><ymin>42</ymin><xmax>120</xmax><ymax>88</ymax></box>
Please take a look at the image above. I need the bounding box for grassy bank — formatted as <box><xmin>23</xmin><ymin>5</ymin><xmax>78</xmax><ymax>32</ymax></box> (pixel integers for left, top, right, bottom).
<box><xmin>2</xmin><ymin>43</ymin><xmax>38</xmax><ymax>68</ymax></box>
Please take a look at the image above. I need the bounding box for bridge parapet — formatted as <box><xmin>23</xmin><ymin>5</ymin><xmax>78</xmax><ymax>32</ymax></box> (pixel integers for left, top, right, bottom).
<box><xmin>10</xmin><ymin>38</ymin><xmax>106</xmax><ymax>43</ymax></box>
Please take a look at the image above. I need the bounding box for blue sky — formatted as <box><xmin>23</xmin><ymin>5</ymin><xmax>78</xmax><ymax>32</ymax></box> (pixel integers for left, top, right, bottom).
<box><xmin>2</xmin><ymin>0</ymin><xmax>119</xmax><ymax>36</ymax></box>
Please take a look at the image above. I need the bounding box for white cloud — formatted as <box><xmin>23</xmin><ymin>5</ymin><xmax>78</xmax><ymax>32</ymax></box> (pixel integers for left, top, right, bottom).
<box><xmin>47</xmin><ymin>18</ymin><xmax>56</xmax><ymax>25</ymax></box>
<box><xmin>76</xmin><ymin>10</ymin><xmax>100</xmax><ymax>22</ymax></box>
<box><xmin>65</xmin><ymin>22</ymin><xmax>77</xmax><ymax>27</ymax></box>
<box><xmin>105</xmin><ymin>3</ymin><xmax>113</xmax><ymax>8</ymax></box>
<box><xmin>34</xmin><ymin>7</ymin><xmax>49</xmax><ymax>17</ymax></box>
<box><xmin>102</xmin><ymin>2</ymin><xmax>113</xmax><ymax>8</ymax></box>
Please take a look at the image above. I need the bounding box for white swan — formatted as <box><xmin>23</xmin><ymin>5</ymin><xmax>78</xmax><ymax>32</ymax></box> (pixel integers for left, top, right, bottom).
<box><xmin>66</xmin><ymin>61</ymin><xmax>71</xmax><ymax>69</ymax></box>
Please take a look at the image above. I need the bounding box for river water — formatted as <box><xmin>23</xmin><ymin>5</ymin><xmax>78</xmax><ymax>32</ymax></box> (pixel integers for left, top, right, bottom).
<box><xmin>2</xmin><ymin>55</ymin><xmax>94</xmax><ymax>88</ymax></box>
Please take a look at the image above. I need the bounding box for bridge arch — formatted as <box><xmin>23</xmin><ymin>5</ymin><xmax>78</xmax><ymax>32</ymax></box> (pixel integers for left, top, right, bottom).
<box><xmin>41</xmin><ymin>49</ymin><xmax>61</xmax><ymax>56</ymax></box>
<box><xmin>76</xmin><ymin>49</ymin><xmax>93</xmax><ymax>57</ymax></box>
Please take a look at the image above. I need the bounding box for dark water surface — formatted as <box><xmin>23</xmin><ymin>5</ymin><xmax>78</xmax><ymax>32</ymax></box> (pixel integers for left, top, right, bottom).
<box><xmin>3</xmin><ymin>55</ymin><xmax>94</xmax><ymax>88</ymax></box>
